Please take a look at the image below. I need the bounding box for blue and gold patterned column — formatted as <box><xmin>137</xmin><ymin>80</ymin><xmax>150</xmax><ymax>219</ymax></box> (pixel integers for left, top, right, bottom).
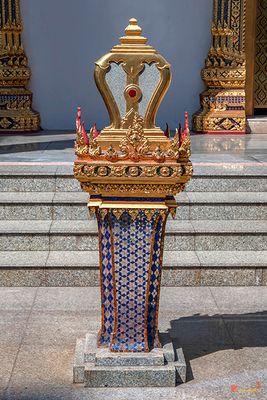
<box><xmin>74</xmin><ymin>19</ymin><xmax>192</xmax><ymax>353</ymax></box>
<box><xmin>0</xmin><ymin>0</ymin><xmax>40</xmax><ymax>132</ymax></box>
<box><xmin>193</xmin><ymin>0</ymin><xmax>247</xmax><ymax>134</ymax></box>
<box><xmin>96</xmin><ymin>204</ymin><xmax>168</xmax><ymax>352</ymax></box>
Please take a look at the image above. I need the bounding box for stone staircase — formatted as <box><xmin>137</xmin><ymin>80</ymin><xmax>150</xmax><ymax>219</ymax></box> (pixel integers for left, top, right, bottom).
<box><xmin>0</xmin><ymin>165</ymin><xmax>266</xmax><ymax>287</ymax></box>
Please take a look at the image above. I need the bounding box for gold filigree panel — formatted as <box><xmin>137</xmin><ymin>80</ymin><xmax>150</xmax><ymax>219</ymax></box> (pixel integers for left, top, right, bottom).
<box><xmin>254</xmin><ymin>0</ymin><xmax>267</xmax><ymax>108</ymax></box>
<box><xmin>231</xmin><ymin>0</ymin><xmax>246</xmax><ymax>52</ymax></box>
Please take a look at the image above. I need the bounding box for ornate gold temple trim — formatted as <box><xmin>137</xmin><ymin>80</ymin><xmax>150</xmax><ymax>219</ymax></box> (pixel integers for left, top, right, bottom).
<box><xmin>253</xmin><ymin>0</ymin><xmax>267</xmax><ymax>110</ymax></box>
<box><xmin>193</xmin><ymin>0</ymin><xmax>247</xmax><ymax>134</ymax></box>
<box><xmin>0</xmin><ymin>0</ymin><xmax>40</xmax><ymax>132</ymax></box>
<box><xmin>245</xmin><ymin>0</ymin><xmax>257</xmax><ymax>115</ymax></box>
<box><xmin>81</xmin><ymin>182</ymin><xmax>186</xmax><ymax>197</ymax></box>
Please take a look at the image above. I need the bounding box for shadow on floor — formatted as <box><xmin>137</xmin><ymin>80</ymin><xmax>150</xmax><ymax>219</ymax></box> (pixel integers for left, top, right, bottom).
<box><xmin>0</xmin><ymin>139</ymin><xmax>75</xmax><ymax>154</ymax></box>
<box><xmin>161</xmin><ymin>311</ymin><xmax>267</xmax><ymax>382</ymax></box>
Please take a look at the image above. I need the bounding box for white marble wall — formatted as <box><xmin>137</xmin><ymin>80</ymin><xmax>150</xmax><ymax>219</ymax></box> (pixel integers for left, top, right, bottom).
<box><xmin>21</xmin><ymin>0</ymin><xmax>212</xmax><ymax>130</ymax></box>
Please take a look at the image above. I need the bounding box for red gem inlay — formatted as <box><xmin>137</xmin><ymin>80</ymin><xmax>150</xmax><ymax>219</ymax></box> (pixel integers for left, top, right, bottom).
<box><xmin>128</xmin><ymin>89</ymin><xmax>137</xmax><ymax>98</ymax></box>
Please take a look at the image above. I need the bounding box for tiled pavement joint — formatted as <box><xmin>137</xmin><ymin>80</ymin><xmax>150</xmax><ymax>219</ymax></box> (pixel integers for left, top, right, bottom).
<box><xmin>3</xmin><ymin>287</ymin><xmax>40</xmax><ymax>397</ymax></box>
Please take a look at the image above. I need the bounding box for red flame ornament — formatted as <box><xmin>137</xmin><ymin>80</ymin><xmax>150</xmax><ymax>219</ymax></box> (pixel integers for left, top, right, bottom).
<box><xmin>93</xmin><ymin>123</ymin><xmax>100</xmax><ymax>139</ymax></box>
<box><xmin>181</xmin><ymin>112</ymin><xmax>189</xmax><ymax>144</ymax></box>
<box><xmin>164</xmin><ymin>123</ymin><xmax>170</xmax><ymax>138</ymax></box>
<box><xmin>81</xmin><ymin>122</ymin><xmax>89</xmax><ymax>145</ymax></box>
<box><xmin>184</xmin><ymin>111</ymin><xmax>189</xmax><ymax>135</ymax></box>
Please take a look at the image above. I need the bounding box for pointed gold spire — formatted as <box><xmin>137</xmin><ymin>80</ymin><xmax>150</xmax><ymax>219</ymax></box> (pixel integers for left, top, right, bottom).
<box><xmin>111</xmin><ymin>18</ymin><xmax>155</xmax><ymax>53</ymax></box>
<box><xmin>120</xmin><ymin>18</ymin><xmax>147</xmax><ymax>45</ymax></box>
<box><xmin>125</xmin><ymin>18</ymin><xmax>142</xmax><ymax>35</ymax></box>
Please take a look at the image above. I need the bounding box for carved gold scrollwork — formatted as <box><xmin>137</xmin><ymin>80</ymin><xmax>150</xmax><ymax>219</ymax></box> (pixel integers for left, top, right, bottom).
<box><xmin>119</xmin><ymin>112</ymin><xmax>150</xmax><ymax>160</ymax></box>
<box><xmin>74</xmin><ymin>162</ymin><xmax>187</xmax><ymax>181</ymax></box>
<box><xmin>80</xmin><ymin>182</ymin><xmax>186</xmax><ymax>196</ymax></box>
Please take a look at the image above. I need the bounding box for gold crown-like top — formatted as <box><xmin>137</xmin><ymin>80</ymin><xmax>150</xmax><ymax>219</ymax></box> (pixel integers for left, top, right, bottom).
<box><xmin>111</xmin><ymin>18</ymin><xmax>155</xmax><ymax>54</ymax></box>
<box><xmin>74</xmin><ymin>17</ymin><xmax>192</xmax><ymax>199</ymax></box>
<box><xmin>120</xmin><ymin>18</ymin><xmax>147</xmax><ymax>44</ymax></box>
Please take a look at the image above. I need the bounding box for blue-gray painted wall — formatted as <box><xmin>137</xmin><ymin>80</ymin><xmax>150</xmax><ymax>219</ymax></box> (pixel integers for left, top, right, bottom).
<box><xmin>21</xmin><ymin>0</ymin><xmax>212</xmax><ymax>130</ymax></box>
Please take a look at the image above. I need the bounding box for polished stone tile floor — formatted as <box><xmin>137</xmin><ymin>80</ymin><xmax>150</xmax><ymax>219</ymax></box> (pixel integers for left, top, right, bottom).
<box><xmin>0</xmin><ymin>287</ymin><xmax>267</xmax><ymax>400</ymax></box>
<box><xmin>0</xmin><ymin>132</ymin><xmax>266</xmax><ymax>167</ymax></box>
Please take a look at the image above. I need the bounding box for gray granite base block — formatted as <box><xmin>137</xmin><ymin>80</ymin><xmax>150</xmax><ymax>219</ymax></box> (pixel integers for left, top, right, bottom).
<box><xmin>84</xmin><ymin>365</ymin><xmax>176</xmax><ymax>387</ymax></box>
<box><xmin>73</xmin><ymin>332</ymin><xmax>186</xmax><ymax>387</ymax></box>
<box><xmin>73</xmin><ymin>338</ymin><xmax>85</xmax><ymax>384</ymax></box>
<box><xmin>84</xmin><ymin>333</ymin><xmax>97</xmax><ymax>363</ymax></box>
<box><xmin>95</xmin><ymin>348</ymin><xmax>165</xmax><ymax>367</ymax></box>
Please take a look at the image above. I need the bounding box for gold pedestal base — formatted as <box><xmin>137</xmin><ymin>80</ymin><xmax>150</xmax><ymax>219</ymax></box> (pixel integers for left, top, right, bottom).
<box><xmin>193</xmin><ymin>89</ymin><xmax>246</xmax><ymax>134</ymax></box>
<box><xmin>0</xmin><ymin>109</ymin><xmax>40</xmax><ymax>133</ymax></box>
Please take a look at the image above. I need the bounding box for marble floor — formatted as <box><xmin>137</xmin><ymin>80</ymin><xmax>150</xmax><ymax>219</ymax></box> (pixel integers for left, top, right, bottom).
<box><xmin>0</xmin><ymin>286</ymin><xmax>267</xmax><ymax>400</ymax></box>
<box><xmin>0</xmin><ymin>131</ymin><xmax>266</xmax><ymax>166</ymax></box>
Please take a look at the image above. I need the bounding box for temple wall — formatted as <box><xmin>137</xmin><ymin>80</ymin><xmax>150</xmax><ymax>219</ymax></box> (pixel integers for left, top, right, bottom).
<box><xmin>21</xmin><ymin>0</ymin><xmax>212</xmax><ymax>130</ymax></box>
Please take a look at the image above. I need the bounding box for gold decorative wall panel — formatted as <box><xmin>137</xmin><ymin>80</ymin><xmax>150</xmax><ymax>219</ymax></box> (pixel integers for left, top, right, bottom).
<box><xmin>0</xmin><ymin>0</ymin><xmax>40</xmax><ymax>132</ymax></box>
<box><xmin>193</xmin><ymin>0</ymin><xmax>247</xmax><ymax>133</ymax></box>
<box><xmin>254</xmin><ymin>0</ymin><xmax>267</xmax><ymax>109</ymax></box>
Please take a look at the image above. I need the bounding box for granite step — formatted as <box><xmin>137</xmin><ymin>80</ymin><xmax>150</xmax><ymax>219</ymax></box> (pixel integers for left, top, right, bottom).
<box><xmin>0</xmin><ymin>165</ymin><xmax>266</xmax><ymax>192</ymax></box>
<box><xmin>0</xmin><ymin>220</ymin><xmax>266</xmax><ymax>251</ymax></box>
<box><xmin>0</xmin><ymin>175</ymin><xmax>266</xmax><ymax>193</ymax></box>
<box><xmin>0</xmin><ymin>165</ymin><xmax>266</xmax><ymax>287</ymax></box>
<box><xmin>0</xmin><ymin>250</ymin><xmax>266</xmax><ymax>287</ymax></box>
<box><xmin>0</xmin><ymin>192</ymin><xmax>266</xmax><ymax>220</ymax></box>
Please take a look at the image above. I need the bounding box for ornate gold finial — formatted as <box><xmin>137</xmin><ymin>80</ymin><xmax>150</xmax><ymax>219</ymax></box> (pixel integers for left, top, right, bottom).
<box><xmin>120</xmin><ymin>18</ymin><xmax>147</xmax><ymax>45</ymax></box>
<box><xmin>125</xmin><ymin>18</ymin><xmax>142</xmax><ymax>35</ymax></box>
<box><xmin>94</xmin><ymin>17</ymin><xmax>171</xmax><ymax>149</ymax></box>
<box><xmin>74</xmin><ymin>20</ymin><xmax>192</xmax><ymax>198</ymax></box>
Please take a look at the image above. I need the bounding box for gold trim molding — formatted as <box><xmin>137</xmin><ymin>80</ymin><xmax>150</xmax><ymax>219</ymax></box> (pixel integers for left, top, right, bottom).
<box><xmin>245</xmin><ymin>0</ymin><xmax>257</xmax><ymax>116</ymax></box>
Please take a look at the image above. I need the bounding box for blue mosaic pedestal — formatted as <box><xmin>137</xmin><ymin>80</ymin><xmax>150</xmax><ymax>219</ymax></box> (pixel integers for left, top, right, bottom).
<box><xmin>94</xmin><ymin>197</ymin><xmax>171</xmax><ymax>353</ymax></box>
<box><xmin>72</xmin><ymin>195</ymin><xmax>187</xmax><ymax>387</ymax></box>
